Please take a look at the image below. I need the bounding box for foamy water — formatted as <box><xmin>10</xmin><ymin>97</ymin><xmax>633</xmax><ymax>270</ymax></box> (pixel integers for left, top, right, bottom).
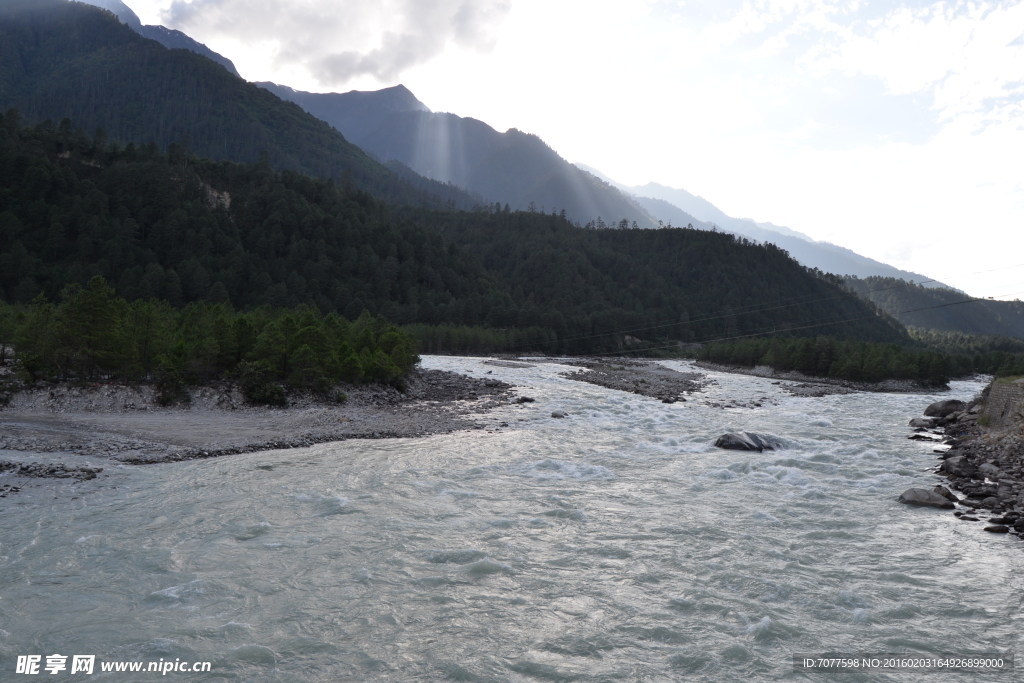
<box><xmin>0</xmin><ymin>358</ymin><xmax>1016</xmax><ymax>681</ymax></box>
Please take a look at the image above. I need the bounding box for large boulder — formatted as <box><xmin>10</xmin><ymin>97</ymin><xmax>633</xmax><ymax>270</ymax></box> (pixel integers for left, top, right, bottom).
<box><xmin>942</xmin><ymin>456</ymin><xmax>976</xmax><ymax>478</ymax></box>
<box><xmin>714</xmin><ymin>432</ymin><xmax>778</xmax><ymax>452</ymax></box>
<box><xmin>909</xmin><ymin>417</ymin><xmax>937</xmax><ymax>429</ymax></box>
<box><xmin>978</xmin><ymin>463</ymin><xmax>1001</xmax><ymax>480</ymax></box>
<box><xmin>898</xmin><ymin>488</ymin><xmax>955</xmax><ymax>509</ymax></box>
<box><xmin>924</xmin><ymin>399</ymin><xmax>966</xmax><ymax>418</ymax></box>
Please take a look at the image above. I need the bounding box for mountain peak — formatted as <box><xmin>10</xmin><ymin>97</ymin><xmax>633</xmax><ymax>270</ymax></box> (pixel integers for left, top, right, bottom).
<box><xmin>339</xmin><ymin>84</ymin><xmax>431</xmax><ymax>114</ymax></box>
<box><xmin>75</xmin><ymin>0</ymin><xmax>140</xmax><ymax>29</ymax></box>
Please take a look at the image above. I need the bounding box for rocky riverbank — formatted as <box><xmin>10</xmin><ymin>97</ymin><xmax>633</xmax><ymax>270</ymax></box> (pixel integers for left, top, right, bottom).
<box><xmin>0</xmin><ymin>368</ymin><xmax>526</xmax><ymax>496</ymax></box>
<box><xmin>900</xmin><ymin>391</ymin><xmax>1024</xmax><ymax>536</ymax></box>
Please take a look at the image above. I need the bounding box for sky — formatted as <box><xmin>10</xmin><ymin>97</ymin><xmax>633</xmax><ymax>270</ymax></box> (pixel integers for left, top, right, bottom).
<box><xmin>121</xmin><ymin>0</ymin><xmax>1024</xmax><ymax>297</ymax></box>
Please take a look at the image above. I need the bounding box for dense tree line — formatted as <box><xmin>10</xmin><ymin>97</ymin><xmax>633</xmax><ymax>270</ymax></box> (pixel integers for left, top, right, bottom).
<box><xmin>845</xmin><ymin>275</ymin><xmax>1024</xmax><ymax>339</ymax></box>
<box><xmin>696</xmin><ymin>336</ymin><xmax>956</xmax><ymax>385</ymax></box>
<box><xmin>0</xmin><ymin>0</ymin><xmax>476</xmax><ymax>210</ymax></box>
<box><xmin>404</xmin><ymin>207</ymin><xmax>908</xmax><ymax>353</ymax></box>
<box><xmin>697</xmin><ymin>333</ymin><xmax>1024</xmax><ymax>386</ymax></box>
<box><xmin>0</xmin><ymin>277</ymin><xmax>418</xmax><ymax>404</ymax></box>
<box><xmin>909</xmin><ymin>329</ymin><xmax>1024</xmax><ymax>378</ymax></box>
<box><xmin>404</xmin><ymin>324</ymin><xmax>559</xmax><ymax>355</ymax></box>
<box><xmin>0</xmin><ymin>114</ymin><xmax>909</xmax><ymax>357</ymax></box>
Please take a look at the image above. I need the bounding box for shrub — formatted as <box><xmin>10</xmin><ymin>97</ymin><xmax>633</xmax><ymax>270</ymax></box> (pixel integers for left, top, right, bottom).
<box><xmin>153</xmin><ymin>363</ymin><xmax>191</xmax><ymax>407</ymax></box>
<box><xmin>237</xmin><ymin>361</ymin><xmax>287</xmax><ymax>407</ymax></box>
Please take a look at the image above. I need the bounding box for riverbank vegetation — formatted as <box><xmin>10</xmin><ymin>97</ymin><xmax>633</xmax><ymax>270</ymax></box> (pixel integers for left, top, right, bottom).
<box><xmin>0</xmin><ymin>277</ymin><xmax>418</xmax><ymax>404</ymax></box>
<box><xmin>910</xmin><ymin>329</ymin><xmax>1024</xmax><ymax>378</ymax></box>
<box><xmin>696</xmin><ymin>336</ymin><xmax>955</xmax><ymax>385</ymax></box>
<box><xmin>696</xmin><ymin>333</ymin><xmax>1024</xmax><ymax>386</ymax></box>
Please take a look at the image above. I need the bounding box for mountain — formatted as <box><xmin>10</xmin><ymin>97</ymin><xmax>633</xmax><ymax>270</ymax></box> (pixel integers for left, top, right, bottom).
<box><xmin>578</xmin><ymin>164</ymin><xmax>946</xmax><ymax>286</ymax></box>
<box><xmin>0</xmin><ymin>0</ymin><xmax>479</xmax><ymax>209</ymax></box>
<box><xmin>0</xmin><ymin>114</ymin><xmax>907</xmax><ymax>352</ymax></box>
<box><xmin>76</xmin><ymin>0</ymin><xmax>241</xmax><ymax>77</ymax></box>
<box><xmin>257</xmin><ymin>82</ymin><xmax>659</xmax><ymax>229</ymax></box>
<box><xmin>846</xmin><ymin>276</ymin><xmax>1024</xmax><ymax>339</ymax></box>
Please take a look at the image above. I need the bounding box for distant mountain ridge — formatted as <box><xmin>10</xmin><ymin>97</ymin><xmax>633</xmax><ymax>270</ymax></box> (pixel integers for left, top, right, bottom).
<box><xmin>258</xmin><ymin>82</ymin><xmax>660</xmax><ymax>229</ymax></box>
<box><xmin>0</xmin><ymin>0</ymin><xmax>479</xmax><ymax>210</ymax></box>
<box><xmin>76</xmin><ymin>0</ymin><xmax>241</xmax><ymax>77</ymax></box>
<box><xmin>577</xmin><ymin>163</ymin><xmax>946</xmax><ymax>287</ymax></box>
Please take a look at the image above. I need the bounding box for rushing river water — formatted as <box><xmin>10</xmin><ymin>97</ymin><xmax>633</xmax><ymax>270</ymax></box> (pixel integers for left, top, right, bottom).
<box><xmin>1</xmin><ymin>358</ymin><xmax>1019</xmax><ymax>681</ymax></box>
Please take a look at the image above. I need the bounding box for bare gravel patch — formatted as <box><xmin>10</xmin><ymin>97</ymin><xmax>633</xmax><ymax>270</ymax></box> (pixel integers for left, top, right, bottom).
<box><xmin>560</xmin><ymin>358</ymin><xmax>706</xmax><ymax>402</ymax></box>
<box><xmin>0</xmin><ymin>368</ymin><xmax>521</xmax><ymax>475</ymax></box>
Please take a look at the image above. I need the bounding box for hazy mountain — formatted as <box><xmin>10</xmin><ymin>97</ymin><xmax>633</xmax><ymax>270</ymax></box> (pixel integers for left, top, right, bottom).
<box><xmin>258</xmin><ymin>82</ymin><xmax>659</xmax><ymax>229</ymax></box>
<box><xmin>577</xmin><ymin>163</ymin><xmax>945</xmax><ymax>286</ymax></box>
<box><xmin>76</xmin><ymin>0</ymin><xmax>241</xmax><ymax>77</ymax></box>
<box><xmin>0</xmin><ymin>0</ymin><xmax>479</xmax><ymax>209</ymax></box>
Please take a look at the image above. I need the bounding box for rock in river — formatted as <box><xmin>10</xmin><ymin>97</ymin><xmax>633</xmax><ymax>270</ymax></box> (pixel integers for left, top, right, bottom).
<box><xmin>909</xmin><ymin>417</ymin><xmax>937</xmax><ymax>429</ymax></box>
<box><xmin>898</xmin><ymin>488</ymin><xmax>955</xmax><ymax>509</ymax></box>
<box><xmin>551</xmin><ymin>410</ymin><xmax>567</xmax><ymax>419</ymax></box>
<box><xmin>924</xmin><ymin>399</ymin><xmax>966</xmax><ymax>418</ymax></box>
<box><xmin>714</xmin><ymin>432</ymin><xmax>778</xmax><ymax>452</ymax></box>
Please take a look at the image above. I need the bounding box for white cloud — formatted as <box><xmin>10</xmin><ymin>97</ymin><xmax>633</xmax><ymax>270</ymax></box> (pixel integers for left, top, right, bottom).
<box><xmin>160</xmin><ymin>0</ymin><xmax>510</xmax><ymax>85</ymax></box>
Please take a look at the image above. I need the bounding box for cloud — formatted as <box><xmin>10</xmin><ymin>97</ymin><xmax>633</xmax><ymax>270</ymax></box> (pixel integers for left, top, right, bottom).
<box><xmin>162</xmin><ymin>0</ymin><xmax>511</xmax><ymax>85</ymax></box>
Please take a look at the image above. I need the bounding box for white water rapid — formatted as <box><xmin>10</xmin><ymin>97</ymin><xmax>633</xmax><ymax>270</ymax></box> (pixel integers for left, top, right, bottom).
<box><xmin>0</xmin><ymin>358</ymin><xmax>1016</xmax><ymax>681</ymax></box>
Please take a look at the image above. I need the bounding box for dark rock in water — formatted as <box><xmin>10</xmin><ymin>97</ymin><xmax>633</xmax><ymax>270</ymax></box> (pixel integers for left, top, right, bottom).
<box><xmin>662</xmin><ymin>397</ymin><xmax>677</xmax><ymax>404</ymax></box>
<box><xmin>960</xmin><ymin>516</ymin><xmax>980</xmax><ymax>521</ymax></box>
<box><xmin>933</xmin><ymin>485</ymin><xmax>958</xmax><ymax>502</ymax></box>
<box><xmin>989</xmin><ymin>517</ymin><xmax>1011</xmax><ymax>524</ymax></box>
<box><xmin>981</xmin><ymin>496</ymin><xmax>1000</xmax><ymax>508</ymax></box>
<box><xmin>942</xmin><ymin>456</ymin><xmax>976</xmax><ymax>478</ymax></box>
<box><xmin>924</xmin><ymin>399</ymin><xmax>966</xmax><ymax>418</ymax></box>
<box><xmin>984</xmin><ymin>525</ymin><xmax>1010</xmax><ymax>533</ymax></box>
<box><xmin>551</xmin><ymin>410</ymin><xmax>567</xmax><ymax>418</ymax></box>
<box><xmin>714</xmin><ymin>432</ymin><xmax>778</xmax><ymax>452</ymax></box>
<box><xmin>515</xmin><ymin>396</ymin><xmax>536</xmax><ymax>404</ymax></box>
<box><xmin>909</xmin><ymin>417</ymin><xmax>937</xmax><ymax>429</ymax></box>
<box><xmin>898</xmin><ymin>488</ymin><xmax>955</xmax><ymax>509</ymax></box>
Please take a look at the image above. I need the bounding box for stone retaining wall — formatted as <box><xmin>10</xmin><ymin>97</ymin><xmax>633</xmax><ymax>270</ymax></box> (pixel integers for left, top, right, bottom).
<box><xmin>983</xmin><ymin>379</ymin><xmax>1024</xmax><ymax>429</ymax></box>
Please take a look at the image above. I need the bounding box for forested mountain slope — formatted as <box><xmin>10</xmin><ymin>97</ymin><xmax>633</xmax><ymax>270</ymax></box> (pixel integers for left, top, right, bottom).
<box><xmin>401</xmin><ymin>209</ymin><xmax>908</xmax><ymax>346</ymax></box>
<box><xmin>846</xmin><ymin>276</ymin><xmax>1024</xmax><ymax>339</ymax></box>
<box><xmin>77</xmin><ymin>0</ymin><xmax>241</xmax><ymax>77</ymax></box>
<box><xmin>0</xmin><ymin>116</ymin><xmax>907</xmax><ymax>353</ymax></box>
<box><xmin>0</xmin><ymin>0</ymin><xmax>477</xmax><ymax>209</ymax></box>
<box><xmin>258</xmin><ymin>82</ymin><xmax>658</xmax><ymax>229</ymax></box>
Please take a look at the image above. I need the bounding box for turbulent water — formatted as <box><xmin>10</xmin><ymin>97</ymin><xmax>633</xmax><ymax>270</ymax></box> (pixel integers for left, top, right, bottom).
<box><xmin>1</xmin><ymin>358</ymin><xmax>1018</xmax><ymax>681</ymax></box>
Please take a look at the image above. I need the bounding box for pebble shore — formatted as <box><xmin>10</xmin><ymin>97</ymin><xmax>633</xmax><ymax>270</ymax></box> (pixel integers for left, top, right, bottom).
<box><xmin>0</xmin><ymin>368</ymin><xmax>525</xmax><ymax>497</ymax></box>
<box><xmin>560</xmin><ymin>358</ymin><xmax>707</xmax><ymax>402</ymax></box>
<box><xmin>905</xmin><ymin>398</ymin><xmax>1024</xmax><ymax>536</ymax></box>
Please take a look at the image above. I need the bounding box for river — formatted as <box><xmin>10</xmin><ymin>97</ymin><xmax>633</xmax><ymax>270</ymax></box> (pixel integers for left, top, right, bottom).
<box><xmin>0</xmin><ymin>358</ymin><xmax>1017</xmax><ymax>681</ymax></box>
